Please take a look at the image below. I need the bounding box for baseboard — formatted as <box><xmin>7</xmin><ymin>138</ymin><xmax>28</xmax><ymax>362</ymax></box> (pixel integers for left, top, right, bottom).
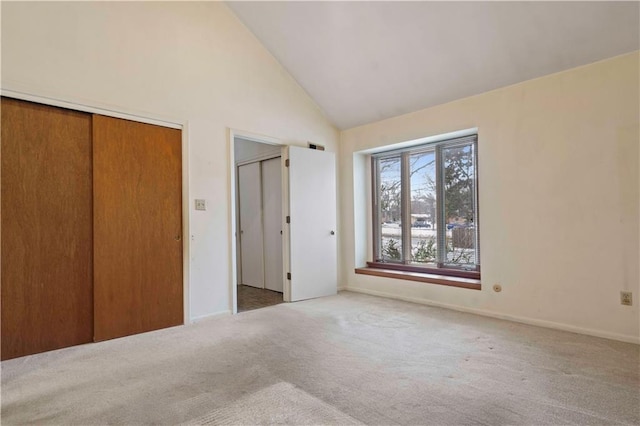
<box><xmin>189</xmin><ymin>310</ymin><xmax>231</xmax><ymax>324</ymax></box>
<box><xmin>344</xmin><ymin>286</ymin><xmax>640</xmax><ymax>345</ymax></box>
<box><xmin>337</xmin><ymin>286</ymin><xmax>347</xmax><ymax>292</ymax></box>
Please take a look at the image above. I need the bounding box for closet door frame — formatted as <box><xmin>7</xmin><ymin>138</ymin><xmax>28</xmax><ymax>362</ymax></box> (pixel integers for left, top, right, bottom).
<box><xmin>1</xmin><ymin>89</ymin><xmax>192</xmax><ymax>325</ymax></box>
<box><xmin>229</xmin><ymin>130</ymin><xmax>286</xmax><ymax>314</ymax></box>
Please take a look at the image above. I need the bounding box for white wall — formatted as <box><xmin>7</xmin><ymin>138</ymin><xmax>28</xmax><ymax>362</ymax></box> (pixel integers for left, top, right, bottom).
<box><xmin>340</xmin><ymin>52</ymin><xmax>640</xmax><ymax>343</ymax></box>
<box><xmin>1</xmin><ymin>2</ymin><xmax>338</xmax><ymax>321</ymax></box>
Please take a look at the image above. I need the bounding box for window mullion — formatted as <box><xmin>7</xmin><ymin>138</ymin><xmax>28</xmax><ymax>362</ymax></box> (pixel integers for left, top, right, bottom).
<box><xmin>473</xmin><ymin>143</ymin><xmax>480</xmax><ymax>269</ymax></box>
<box><xmin>435</xmin><ymin>146</ymin><xmax>446</xmax><ymax>266</ymax></box>
<box><xmin>401</xmin><ymin>152</ymin><xmax>412</xmax><ymax>263</ymax></box>
<box><xmin>371</xmin><ymin>156</ymin><xmax>381</xmax><ymax>262</ymax></box>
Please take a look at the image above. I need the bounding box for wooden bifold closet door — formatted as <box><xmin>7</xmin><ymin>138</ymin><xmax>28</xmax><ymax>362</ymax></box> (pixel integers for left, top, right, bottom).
<box><xmin>1</xmin><ymin>99</ymin><xmax>184</xmax><ymax>359</ymax></box>
<box><xmin>1</xmin><ymin>98</ymin><xmax>94</xmax><ymax>360</ymax></box>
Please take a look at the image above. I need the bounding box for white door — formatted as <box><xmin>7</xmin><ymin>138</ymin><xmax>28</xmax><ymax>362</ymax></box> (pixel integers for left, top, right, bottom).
<box><xmin>288</xmin><ymin>146</ymin><xmax>337</xmax><ymax>301</ymax></box>
<box><xmin>238</xmin><ymin>162</ymin><xmax>264</xmax><ymax>289</ymax></box>
<box><xmin>262</xmin><ymin>157</ymin><xmax>283</xmax><ymax>292</ymax></box>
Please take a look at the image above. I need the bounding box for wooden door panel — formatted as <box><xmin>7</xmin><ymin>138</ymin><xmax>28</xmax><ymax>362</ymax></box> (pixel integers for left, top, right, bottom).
<box><xmin>1</xmin><ymin>97</ymin><xmax>93</xmax><ymax>360</ymax></box>
<box><xmin>93</xmin><ymin>115</ymin><xmax>182</xmax><ymax>341</ymax></box>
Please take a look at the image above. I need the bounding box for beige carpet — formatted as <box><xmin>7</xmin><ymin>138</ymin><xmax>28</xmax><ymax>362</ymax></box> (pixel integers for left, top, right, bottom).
<box><xmin>184</xmin><ymin>382</ymin><xmax>362</xmax><ymax>425</ymax></box>
<box><xmin>1</xmin><ymin>291</ymin><xmax>639</xmax><ymax>425</ymax></box>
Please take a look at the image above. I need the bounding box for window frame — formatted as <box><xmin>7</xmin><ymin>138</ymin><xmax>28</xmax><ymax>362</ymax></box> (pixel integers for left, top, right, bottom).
<box><xmin>370</xmin><ymin>134</ymin><xmax>480</xmax><ymax>279</ymax></box>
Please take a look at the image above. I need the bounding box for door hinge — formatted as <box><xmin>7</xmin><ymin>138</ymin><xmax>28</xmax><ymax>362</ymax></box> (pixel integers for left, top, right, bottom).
<box><xmin>287</xmin><ymin>272</ymin><xmax>291</xmax><ymax>280</ymax></box>
<box><xmin>285</xmin><ymin>159</ymin><xmax>290</xmax><ymax>167</ymax></box>
<box><xmin>286</xmin><ymin>216</ymin><xmax>290</xmax><ymax>224</ymax></box>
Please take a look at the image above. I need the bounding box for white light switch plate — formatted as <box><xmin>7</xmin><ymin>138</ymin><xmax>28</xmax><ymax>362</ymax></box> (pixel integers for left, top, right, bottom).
<box><xmin>195</xmin><ymin>199</ymin><xmax>206</xmax><ymax>211</ymax></box>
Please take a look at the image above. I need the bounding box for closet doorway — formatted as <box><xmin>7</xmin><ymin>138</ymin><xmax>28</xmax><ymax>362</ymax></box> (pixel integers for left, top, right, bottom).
<box><xmin>235</xmin><ymin>138</ymin><xmax>284</xmax><ymax>312</ymax></box>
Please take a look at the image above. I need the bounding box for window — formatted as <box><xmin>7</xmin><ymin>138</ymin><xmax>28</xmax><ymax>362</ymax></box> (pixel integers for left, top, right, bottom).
<box><xmin>371</xmin><ymin>134</ymin><xmax>479</xmax><ymax>279</ymax></box>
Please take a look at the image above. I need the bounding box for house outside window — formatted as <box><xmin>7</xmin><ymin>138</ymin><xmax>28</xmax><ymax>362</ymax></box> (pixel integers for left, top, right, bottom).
<box><xmin>371</xmin><ymin>134</ymin><xmax>479</xmax><ymax>278</ymax></box>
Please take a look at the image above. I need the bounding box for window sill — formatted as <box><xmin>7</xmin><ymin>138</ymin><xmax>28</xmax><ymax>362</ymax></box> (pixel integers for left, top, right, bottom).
<box><xmin>354</xmin><ymin>267</ymin><xmax>481</xmax><ymax>290</ymax></box>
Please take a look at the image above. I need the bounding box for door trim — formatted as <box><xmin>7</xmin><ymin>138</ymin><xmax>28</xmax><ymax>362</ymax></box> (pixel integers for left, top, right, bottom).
<box><xmin>1</xmin><ymin>89</ymin><xmax>182</xmax><ymax>129</ymax></box>
<box><xmin>1</xmin><ymin>90</ymin><xmax>192</xmax><ymax>326</ymax></box>
<box><xmin>228</xmin><ymin>129</ymin><xmax>287</xmax><ymax>314</ymax></box>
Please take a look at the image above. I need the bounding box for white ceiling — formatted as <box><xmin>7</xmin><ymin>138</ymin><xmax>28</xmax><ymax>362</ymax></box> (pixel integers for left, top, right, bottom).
<box><xmin>227</xmin><ymin>1</ymin><xmax>639</xmax><ymax>130</ymax></box>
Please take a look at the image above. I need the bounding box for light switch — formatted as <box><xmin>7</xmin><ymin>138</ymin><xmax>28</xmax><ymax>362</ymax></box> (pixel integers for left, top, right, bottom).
<box><xmin>195</xmin><ymin>199</ymin><xmax>206</xmax><ymax>211</ymax></box>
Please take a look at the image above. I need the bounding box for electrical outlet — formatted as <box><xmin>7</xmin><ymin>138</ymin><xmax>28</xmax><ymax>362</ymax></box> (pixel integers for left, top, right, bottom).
<box><xmin>621</xmin><ymin>291</ymin><xmax>633</xmax><ymax>306</ymax></box>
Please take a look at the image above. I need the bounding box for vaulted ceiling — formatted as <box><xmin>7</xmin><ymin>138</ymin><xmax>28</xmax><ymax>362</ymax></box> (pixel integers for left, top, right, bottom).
<box><xmin>227</xmin><ymin>1</ymin><xmax>639</xmax><ymax>130</ymax></box>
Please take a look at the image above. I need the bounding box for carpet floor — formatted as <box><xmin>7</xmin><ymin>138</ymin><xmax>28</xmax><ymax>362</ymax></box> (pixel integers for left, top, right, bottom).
<box><xmin>1</xmin><ymin>292</ymin><xmax>638</xmax><ymax>425</ymax></box>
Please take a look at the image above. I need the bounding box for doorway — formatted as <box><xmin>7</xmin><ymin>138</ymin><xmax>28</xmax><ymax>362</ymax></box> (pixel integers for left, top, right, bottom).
<box><xmin>234</xmin><ymin>137</ymin><xmax>284</xmax><ymax>312</ymax></box>
<box><xmin>229</xmin><ymin>132</ymin><xmax>339</xmax><ymax>315</ymax></box>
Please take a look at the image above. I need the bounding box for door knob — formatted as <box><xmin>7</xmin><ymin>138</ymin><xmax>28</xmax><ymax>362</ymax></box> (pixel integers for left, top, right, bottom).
<box><xmin>330</xmin><ymin>230</ymin><xmax>335</xmax><ymax>235</ymax></box>
<box><xmin>175</xmin><ymin>235</ymin><xmax>181</xmax><ymax>241</ymax></box>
